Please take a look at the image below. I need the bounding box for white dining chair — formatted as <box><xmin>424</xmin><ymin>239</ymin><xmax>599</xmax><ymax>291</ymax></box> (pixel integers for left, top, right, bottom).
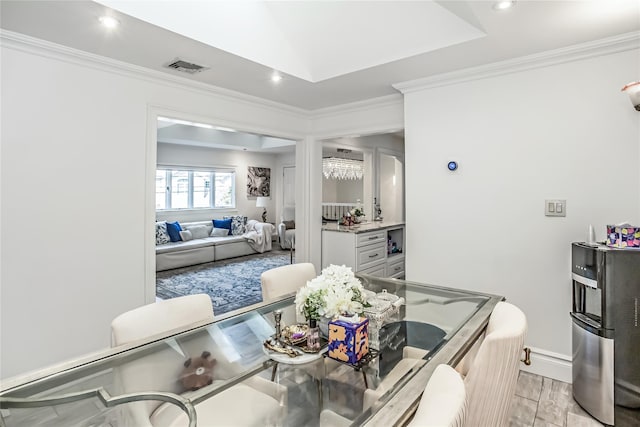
<box><xmin>110</xmin><ymin>294</ymin><xmax>287</xmax><ymax>427</ymax></box>
<box><xmin>111</xmin><ymin>294</ymin><xmax>214</xmax><ymax>346</ymax></box>
<box><xmin>462</xmin><ymin>301</ymin><xmax>527</xmax><ymax>427</ymax></box>
<box><xmin>260</xmin><ymin>262</ymin><xmax>317</xmax><ymax>301</ymax></box>
<box><xmin>407</xmin><ymin>364</ymin><xmax>467</xmax><ymax>427</ymax></box>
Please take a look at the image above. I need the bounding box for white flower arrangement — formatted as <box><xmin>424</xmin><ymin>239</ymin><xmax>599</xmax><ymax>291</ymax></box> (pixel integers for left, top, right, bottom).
<box><xmin>349</xmin><ymin>207</ymin><xmax>365</xmax><ymax>218</ymax></box>
<box><xmin>294</xmin><ymin>264</ymin><xmax>369</xmax><ymax>321</ymax></box>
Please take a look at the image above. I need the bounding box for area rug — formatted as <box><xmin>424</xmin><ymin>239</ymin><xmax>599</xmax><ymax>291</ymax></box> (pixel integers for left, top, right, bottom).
<box><xmin>156</xmin><ymin>249</ymin><xmax>292</xmax><ymax>315</ymax></box>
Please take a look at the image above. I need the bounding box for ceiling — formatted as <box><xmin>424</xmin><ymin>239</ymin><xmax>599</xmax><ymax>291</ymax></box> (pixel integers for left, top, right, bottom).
<box><xmin>2</xmin><ymin>1</ymin><xmax>639</xmax><ymax>110</ymax></box>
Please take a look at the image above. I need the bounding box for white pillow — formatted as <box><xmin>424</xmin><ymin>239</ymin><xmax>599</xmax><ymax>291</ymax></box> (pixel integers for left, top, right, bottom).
<box><xmin>186</xmin><ymin>225</ymin><xmax>209</xmax><ymax>239</ymax></box>
<box><xmin>210</xmin><ymin>227</ymin><xmax>229</xmax><ymax>237</ymax></box>
<box><xmin>178</xmin><ymin>230</ymin><xmax>193</xmax><ymax>241</ymax></box>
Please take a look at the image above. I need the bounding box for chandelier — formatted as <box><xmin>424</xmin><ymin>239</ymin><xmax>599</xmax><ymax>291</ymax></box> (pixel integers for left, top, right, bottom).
<box><xmin>322</xmin><ymin>157</ymin><xmax>364</xmax><ymax>180</ymax></box>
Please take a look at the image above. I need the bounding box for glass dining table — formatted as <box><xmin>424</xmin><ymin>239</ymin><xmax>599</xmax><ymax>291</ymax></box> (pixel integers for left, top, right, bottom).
<box><xmin>0</xmin><ymin>275</ymin><xmax>502</xmax><ymax>427</ymax></box>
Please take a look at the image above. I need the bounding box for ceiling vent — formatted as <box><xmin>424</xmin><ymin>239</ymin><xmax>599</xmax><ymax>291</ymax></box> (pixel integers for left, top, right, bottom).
<box><xmin>164</xmin><ymin>58</ymin><xmax>209</xmax><ymax>74</ymax></box>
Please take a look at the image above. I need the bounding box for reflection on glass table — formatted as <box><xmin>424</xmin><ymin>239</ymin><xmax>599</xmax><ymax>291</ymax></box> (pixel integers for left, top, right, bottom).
<box><xmin>0</xmin><ymin>275</ymin><xmax>502</xmax><ymax>427</ymax></box>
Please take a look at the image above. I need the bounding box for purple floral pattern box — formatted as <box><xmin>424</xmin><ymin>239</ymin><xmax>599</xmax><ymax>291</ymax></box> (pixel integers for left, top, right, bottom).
<box><xmin>606</xmin><ymin>225</ymin><xmax>640</xmax><ymax>248</ymax></box>
<box><xmin>327</xmin><ymin>317</ymin><xmax>369</xmax><ymax>365</ymax></box>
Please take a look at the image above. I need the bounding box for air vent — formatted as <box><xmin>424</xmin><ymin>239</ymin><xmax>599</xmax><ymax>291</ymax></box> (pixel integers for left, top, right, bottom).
<box><xmin>164</xmin><ymin>58</ymin><xmax>209</xmax><ymax>74</ymax></box>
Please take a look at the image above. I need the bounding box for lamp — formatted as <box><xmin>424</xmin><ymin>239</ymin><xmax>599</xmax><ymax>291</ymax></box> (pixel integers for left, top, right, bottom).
<box><xmin>621</xmin><ymin>82</ymin><xmax>640</xmax><ymax>111</ymax></box>
<box><xmin>322</xmin><ymin>157</ymin><xmax>364</xmax><ymax>180</ymax></box>
<box><xmin>256</xmin><ymin>197</ymin><xmax>269</xmax><ymax>222</ymax></box>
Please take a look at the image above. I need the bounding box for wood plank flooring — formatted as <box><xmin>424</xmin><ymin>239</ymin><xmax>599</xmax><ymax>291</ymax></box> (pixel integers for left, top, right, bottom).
<box><xmin>509</xmin><ymin>371</ymin><xmax>604</xmax><ymax>427</ymax></box>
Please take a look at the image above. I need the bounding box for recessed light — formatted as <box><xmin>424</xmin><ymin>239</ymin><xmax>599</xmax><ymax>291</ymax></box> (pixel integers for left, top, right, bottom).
<box><xmin>271</xmin><ymin>73</ymin><xmax>283</xmax><ymax>84</ymax></box>
<box><xmin>493</xmin><ymin>1</ymin><xmax>516</xmax><ymax>11</ymax></box>
<box><xmin>99</xmin><ymin>16</ymin><xmax>120</xmax><ymax>29</ymax></box>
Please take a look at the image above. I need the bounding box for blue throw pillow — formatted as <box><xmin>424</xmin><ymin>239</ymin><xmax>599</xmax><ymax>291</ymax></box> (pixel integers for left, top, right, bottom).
<box><xmin>166</xmin><ymin>221</ymin><xmax>183</xmax><ymax>242</ymax></box>
<box><xmin>212</xmin><ymin>218</ymin><xmax>232</xmax><ymax>235</ymax></box>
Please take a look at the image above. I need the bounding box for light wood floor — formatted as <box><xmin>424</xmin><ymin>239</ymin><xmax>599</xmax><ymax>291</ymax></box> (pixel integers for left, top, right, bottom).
<box><xmin>509</xmin><ymin>371</ymin><xmax>603</xmax><ymax>427</ymax></box>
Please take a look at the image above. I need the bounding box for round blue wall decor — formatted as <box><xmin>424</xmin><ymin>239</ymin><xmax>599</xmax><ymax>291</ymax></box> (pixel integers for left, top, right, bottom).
<box><xmin>447</xmin><ymin>161</ymin><xmax>458</xmax><ymax>171</ymax></box>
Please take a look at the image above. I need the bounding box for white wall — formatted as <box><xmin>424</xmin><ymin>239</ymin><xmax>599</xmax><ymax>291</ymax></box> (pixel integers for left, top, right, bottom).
<box><xmin>0</xmin><ymin>36</ymin><xmax>308</xmax><ymax>380</ymax></box>
<box><xmin>404</xmin><ymin>49</ymin><xmax>640</xmax><ymax>380</ymax></box>
<box><xmin>156</xmin><ymin>143</ymin><xmax>285</xmax><ymax>224</ymax></box>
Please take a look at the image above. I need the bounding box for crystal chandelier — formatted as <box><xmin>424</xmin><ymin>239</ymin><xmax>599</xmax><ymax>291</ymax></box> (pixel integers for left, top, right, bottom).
<box><xmin>322</xmin><ymin>157</ymin><xmax>364</xmax><ymax>180</ymax></box>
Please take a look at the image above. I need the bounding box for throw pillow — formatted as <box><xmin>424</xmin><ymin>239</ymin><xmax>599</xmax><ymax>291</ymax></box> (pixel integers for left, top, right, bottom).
<box><xmin>186</xmin><ymin>225</ymin><xmax>209</xmax><ymax>240</ymax></box>
<box><xmin>223</xmin><ymin>215</ymin><xmax>248</xmax><ymax>235</ymax></box>
<box><xmin>179</xmin><ymin>230</ymin><xmax>193</xmax><ymax>241</ymax></box>
<box><xmin>210</xmin><ymin>227</ymin><xmax>229</xmax><ymax>237</ymax></box>
<box><xmin>155</xmin><ymin>221</ymin><xmax>171</xmax><ymax>245</ymax></box>
<box><xmin>283</xmin><ymin>220</ymin><xmax>295</xmax><ymax>230</ymax></box>
<box><xmin>212</xmin><ymin>218</ymin><xmax>232</xmax><ymax>235</ymax></box>
<box><xmin>166</xmin><ymin>221</ymin><xmax>183</xmax><ymax>242</ymax></box>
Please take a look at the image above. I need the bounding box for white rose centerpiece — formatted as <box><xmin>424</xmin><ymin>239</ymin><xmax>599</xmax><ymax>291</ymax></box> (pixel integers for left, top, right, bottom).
<box><xmin>295</xmin><ymin>264</ymin><xmax>369</xmax><ymax>321</ymax></box>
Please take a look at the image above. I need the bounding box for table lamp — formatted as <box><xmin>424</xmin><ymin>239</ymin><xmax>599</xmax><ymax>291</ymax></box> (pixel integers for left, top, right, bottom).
<box><xmin>256</xmin><ymin>197</ymin><xmax>269</xmax><ymax>222</ymax></box>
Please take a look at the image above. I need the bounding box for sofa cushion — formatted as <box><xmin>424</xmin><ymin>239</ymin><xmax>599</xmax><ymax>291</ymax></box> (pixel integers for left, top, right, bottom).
<box><xmin>210</xmin><ymin>227</ymin><xmax>229</xmax><ymax>237</ymax></box>
<box><xmin>212</xmin><ymin>219</ymin><xmax>232</xmax><ymax>235</ymax></box>
<box><xmin>156</xmin><ymin>238</ymin><xmax>216</xmax><ymax>255</ymax></box>
<box><xmin>179</xmin><ymin>230</ymin><xmax>193</xmax><ymax>241</ymax></box>
<box><xmin>166</xmin><ymin>221</ymin><xmax>183</xmax><ymax>242</ymax></box>
<box><xmin>185</xmin><ymin>225</ymin><xmax>209</xmax><ymax>239</ymax></box>
<box><xmin>155</xmin><ymin>221</ymin><xmax>171</xmax><ymax>245</ymax></box>
<box><xmin>224</xmin><ymin>215</ymin><xmax>248</xmax><ymax>235</ymax></box>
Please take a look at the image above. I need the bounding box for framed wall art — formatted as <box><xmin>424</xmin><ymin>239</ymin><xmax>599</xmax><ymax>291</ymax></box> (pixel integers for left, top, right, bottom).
<box><xmin>247</xmin><ymin>166</ymin><xmax>271</xmax><ymax>197</ymax></box>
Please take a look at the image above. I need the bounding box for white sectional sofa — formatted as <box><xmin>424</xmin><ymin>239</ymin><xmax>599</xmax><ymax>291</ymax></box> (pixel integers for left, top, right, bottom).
<box><xmin>155</xmin><ymin>220</ymin><xmax>274</xmax><ymax>272</ymax></box>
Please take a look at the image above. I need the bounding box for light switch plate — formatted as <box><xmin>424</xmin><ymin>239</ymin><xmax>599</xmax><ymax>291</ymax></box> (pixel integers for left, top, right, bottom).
<box><xmin>545</xmin><ymin>199</ymin><xmax>566</xmax><ymax>217</ymax></box>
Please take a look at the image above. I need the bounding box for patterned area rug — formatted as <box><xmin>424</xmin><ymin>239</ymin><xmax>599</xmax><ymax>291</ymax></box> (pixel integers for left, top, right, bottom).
<box><xmin>156</xmin><ymin>249</ymin><xmax>292</xmax><ymax>315</ymax></box>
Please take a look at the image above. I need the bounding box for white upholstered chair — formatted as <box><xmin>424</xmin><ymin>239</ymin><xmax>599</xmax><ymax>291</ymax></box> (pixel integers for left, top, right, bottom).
<box><xmin>407</xmin><ymin>364</ymin><xmax>467</xmax><ymax>427</ymax></box>
<box><xmin>278</xmin><ymin>207</ymin><xmax>296</xmax><ymax>250</ymax></box>
<box><xmin>111</xmin><ymin>294</ymin><xmax>214</xmax><ymax>346</ymax></box>
<box><xmin>260</xmin><ymin>262</ymin><xmax>317</xmax><ymax>302</ymax></box>
<box><xmin>111</xmin><ymin>294</ymin><xmax>286</xmax><ymax>427</ymax></box>
<box><xmin>462</xmin><ymin>301</ymin><xmax>527</xmax><ymax>427</ymax></box>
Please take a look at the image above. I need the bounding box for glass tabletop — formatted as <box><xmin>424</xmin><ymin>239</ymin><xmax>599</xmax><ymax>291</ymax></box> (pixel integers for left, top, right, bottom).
<box><xmin>0</xmin><ymin>275</ymin><xmax>500</xmax><ymax>427</ymax></box>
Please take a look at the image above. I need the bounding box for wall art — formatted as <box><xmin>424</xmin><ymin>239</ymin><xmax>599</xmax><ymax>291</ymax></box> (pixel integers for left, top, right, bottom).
<box><xmin>247</xmin><ymin>166</ymin><xmax>271</xmax><ymax>197</ymax></box>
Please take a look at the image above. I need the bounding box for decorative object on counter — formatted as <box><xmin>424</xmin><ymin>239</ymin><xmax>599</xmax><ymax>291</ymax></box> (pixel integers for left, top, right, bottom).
<box><xmin>606</xmin><ymin>223</ymin><xmax>640</xmax><ymax>248</ymax></box>
<box><xmin>180</xmin><ymin>351</ymin><xmax>215</xmax><ymax>391</ymax></box>
<box><xmin>621</xmin><ymin>81</ymin><xmax>640</xmax><ymax>111</ymax></box>
<box><xmin>307</xmin><ymin>319</ymin><xmax>321</xmax><ymax>351</ymax></box>
<box><xmin>587</xmin><ymin>224</ymin><xmax>597</xmax><ymax>245</ymax></box>
<box><xmin>341</xmin><ymin>213</ymin><xmax>357</xmax><ymax>227</ymax></box>
<box><xmin>327</xmin><ymin>315</ymin><xmax>369</xmax><ymax>364</ymax></box>
<box><xmin>282</xmin><ymin>323</ymin><xmax>309</xmax><ymax>346</ymax></box>
<box><xmin>350</xmin><ymin>205</ymin><xmax>365</xmax><ymax>224</ymax></box>
<box><xmin>263</xmin><ymin>338</ymin><xmax>299</xmax><ymax>358</ymax></box>
<box><xmin>364</xmin><ymin>290</ymin><xmax>405</xmax><ymax>349</ymax></box>
<box><xmin>294</xmin><ymin>264</ymin><xmax>371</xmax><ymax>324</ymax></box>
<box><xmin>273</xmin><ymin>310</ymin><xmax>284</xmax><ymax>343</ymax></box>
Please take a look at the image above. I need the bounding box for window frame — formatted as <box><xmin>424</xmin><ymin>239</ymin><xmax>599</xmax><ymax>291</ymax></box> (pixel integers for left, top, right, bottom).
<box><xmin>156</xmin><ymin>166</ymin><xmax>236</xmax><ymax>211</ymax></box>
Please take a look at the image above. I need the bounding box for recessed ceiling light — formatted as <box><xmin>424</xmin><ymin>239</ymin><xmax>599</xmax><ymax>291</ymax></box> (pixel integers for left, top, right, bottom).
<box><xmin>493</xmin><ymin>1</ymin><xmax>516</xmax><ymax>11</ymax></box>
<box><xmin>271</xmin><ymin>73</ymin><xmax>283</xmax><ymax>84</ymax></box>
<box><xmin>98</xmin><ymin>16</ymin><xmax>120</xmax><ymax>29</ymax></box>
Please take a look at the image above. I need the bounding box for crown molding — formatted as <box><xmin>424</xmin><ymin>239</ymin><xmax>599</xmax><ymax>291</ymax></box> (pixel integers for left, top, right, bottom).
<box><xmin>0</xmin><ymin>30</ymin><xmax>310</xmax><ymax>120</ymax></box>
<box><xmin>311</xmin><ymin>93</ymin><xmax>403</xmax><ymax>119</ymax></box>
<box><xmin>394</xmin><ymin>31</ymin><xmax>640</xmax><ymax>94</ymax></box>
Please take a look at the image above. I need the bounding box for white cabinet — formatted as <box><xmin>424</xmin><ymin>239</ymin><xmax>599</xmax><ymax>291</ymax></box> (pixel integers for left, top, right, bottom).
<box><xmin>321</xmin><ymin>224</ymin><xmax>405</xmax><ymax>278</ymax></box>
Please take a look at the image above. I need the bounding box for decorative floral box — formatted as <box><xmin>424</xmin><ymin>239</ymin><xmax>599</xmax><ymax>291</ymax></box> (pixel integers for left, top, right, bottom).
<box><xmin>327</xmin><ymin>316</ymin><xmax>369</xmax><ymax>365</ymax></box>
<box><xmin>606</xmin><ymin>225</ymin><xmax>640</xmax><ymax>248</ymax></box>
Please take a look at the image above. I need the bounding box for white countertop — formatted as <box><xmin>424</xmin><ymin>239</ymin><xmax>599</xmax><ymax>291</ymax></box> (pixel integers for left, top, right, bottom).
<box><xmin>322</xmin><ymin>221</ymin><xmax>405</xmax><ymax>234</ymax></box>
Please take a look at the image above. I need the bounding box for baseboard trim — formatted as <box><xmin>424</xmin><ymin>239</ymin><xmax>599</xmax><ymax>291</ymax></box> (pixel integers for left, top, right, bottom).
<box><xmin>520</xmin><ymin>346</ymin><xmax>572</xmax><ymax>383</ymax></box>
